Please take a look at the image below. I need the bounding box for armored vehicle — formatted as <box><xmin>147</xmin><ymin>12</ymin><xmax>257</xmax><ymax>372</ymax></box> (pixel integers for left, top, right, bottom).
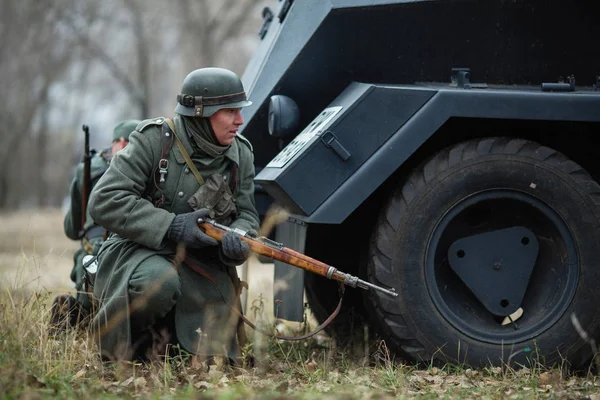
<box><xmin>240</xmin><ymin>0</ymin><xmax>600</xmax><ymax>369</ymax></box>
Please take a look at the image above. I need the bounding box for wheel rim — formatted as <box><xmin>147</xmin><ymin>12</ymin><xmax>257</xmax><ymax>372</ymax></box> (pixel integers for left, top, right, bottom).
<box><xmin>425</xmin><ymin>189</ymin><xmax>579</xmax><ymax>344</ymax></box>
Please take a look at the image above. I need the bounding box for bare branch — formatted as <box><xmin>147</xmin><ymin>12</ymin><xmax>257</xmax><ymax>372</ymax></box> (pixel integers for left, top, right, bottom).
<box><xmin>218</xmin><ymin>0</ymin><xmax>264</xmax><ymax>43</ymax></box>
<box><xmin>63</xmin><ymin>9</ymin><xmax>145</xmax><ymax>115</ymax></box>
<box><xmin>123</xmin><ymin>0</ymin><xmax>150</xmax><ymax>118</ymax></box>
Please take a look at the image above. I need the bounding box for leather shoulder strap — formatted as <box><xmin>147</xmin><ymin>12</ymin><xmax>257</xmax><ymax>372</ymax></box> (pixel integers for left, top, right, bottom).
<box><xmin>164</xmin><ymin>119</ymin><xmax>205</xmax><ymax>185</ymax></box>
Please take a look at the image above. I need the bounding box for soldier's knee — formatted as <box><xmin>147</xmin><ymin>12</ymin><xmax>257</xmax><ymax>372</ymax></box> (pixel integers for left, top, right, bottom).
<box><xmin>160</xmin><ymin>267</ymin><xmax>182</xmax><ymax>301</ymax></box>
<box><xmin>129</xmin><ymin>257</ymin><xmax>181</xmax><ymax>306</ymax></box>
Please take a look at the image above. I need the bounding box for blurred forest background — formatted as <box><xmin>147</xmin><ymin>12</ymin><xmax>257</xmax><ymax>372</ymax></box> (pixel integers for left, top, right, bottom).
<box><xmin>0</xmin><ymin>0</ymin><xmax>277</xmax><ymax>210</ymax></box>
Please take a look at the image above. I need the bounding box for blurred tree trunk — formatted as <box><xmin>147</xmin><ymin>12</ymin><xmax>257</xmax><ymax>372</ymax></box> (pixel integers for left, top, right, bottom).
<box><xmin>67</xmin><ymin>0</ymin><xmax>151</xmax><ymax>119</ymax></box>
<box><xmin>0</xmin><ymin>0</ymin><xmax>75</xmax><ymax>209</ymax></box>
<box><xmin>125</xmin><ymin>0</ymin><xmax>150</xmax><ymax>118</ymax></box>
<box><xmin>36</xmin><ymin>87</ymin><xmax>50</xmax><ymax>208</ymax></box>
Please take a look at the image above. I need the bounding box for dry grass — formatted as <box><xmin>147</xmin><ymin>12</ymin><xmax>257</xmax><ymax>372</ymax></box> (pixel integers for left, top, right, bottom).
<box><xmin>0</xmin><ymin>209</ymin><xmax>78</xmax><ymax>295</ymax></box>
<box><xmin>1</xmin><ymin>209</ymin><xmax>599</xmax><ymax>399</ymax></box>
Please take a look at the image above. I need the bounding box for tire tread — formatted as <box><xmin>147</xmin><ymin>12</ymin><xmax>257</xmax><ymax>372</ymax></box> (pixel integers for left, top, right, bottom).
<box><xmin>368</xmin><ymin>136</ymin><xmax>600</xmax><ymax>364</ymax></box>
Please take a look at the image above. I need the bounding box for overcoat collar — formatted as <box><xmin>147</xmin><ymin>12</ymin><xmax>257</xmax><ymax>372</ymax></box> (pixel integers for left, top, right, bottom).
<box><xmin>172</xmin><ymin>115</ymin><xmax>239</xmax><ymax>166</ymax></box>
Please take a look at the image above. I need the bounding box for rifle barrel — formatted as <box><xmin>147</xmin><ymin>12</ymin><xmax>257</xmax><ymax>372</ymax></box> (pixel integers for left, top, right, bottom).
<box><xmin>199</xmin><ymin>219</ymin><xmax>399</xmax><ymax>298</ymax></box>
<box><xmin>81</xmin><ymin>125</ymin><xmax>91</xmax><ymax>231</ymax></box>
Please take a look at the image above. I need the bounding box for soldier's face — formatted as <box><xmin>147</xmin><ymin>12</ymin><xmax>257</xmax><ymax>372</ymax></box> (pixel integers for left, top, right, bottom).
<box><xmin>209</xmin><ymin>108</ymin><xmax>244</xmax><ymax>146</ymax></box>
<box><xmin>111</xmin><ymin>137</ymin><xmax>128</xmax><ymax>155</ymax></box>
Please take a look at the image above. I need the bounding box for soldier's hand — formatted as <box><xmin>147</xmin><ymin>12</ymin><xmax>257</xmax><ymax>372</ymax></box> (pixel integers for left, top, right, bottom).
<box><xmin>219</xmin><ymin>231</ymin><xmax>250</xmax><ymax>267</ymax></box>
<box><xmin>168</xmin><ymin>209</ymin><xmax>219</xmax><ymax>248</ymax></box>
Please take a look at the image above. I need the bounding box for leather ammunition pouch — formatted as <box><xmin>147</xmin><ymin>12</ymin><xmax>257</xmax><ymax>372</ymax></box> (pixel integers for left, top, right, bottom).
<box><xmin>187</xmin><ymin>173</ymin><xmax>238</xmax><ymax>226</ymax></box>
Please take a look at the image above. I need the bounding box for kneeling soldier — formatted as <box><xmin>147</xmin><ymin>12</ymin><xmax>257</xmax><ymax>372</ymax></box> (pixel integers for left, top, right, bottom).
<box><xmin>49</xmin><ymin>120</ymin><xmax>139</xmax><ymax>334</ymax></box>
<box><xmin>88</xmin><ymin>67</ymin><xmax>259</xmax><ymax>362</ymax></box>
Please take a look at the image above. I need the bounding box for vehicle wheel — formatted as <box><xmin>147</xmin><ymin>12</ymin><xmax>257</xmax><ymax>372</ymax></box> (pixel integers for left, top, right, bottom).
<box><xmin>367</xmin><ymin>137</ymin><xmax>600</xmax><ymax>368</ymax></box>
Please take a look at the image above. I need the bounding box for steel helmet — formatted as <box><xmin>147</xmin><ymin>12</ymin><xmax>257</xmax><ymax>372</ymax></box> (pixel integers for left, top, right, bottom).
<box><xmin>174</xmin><ymin>67</ymin><xmax>252</xmax><ymax>117</ymax></box>
<box><xmin>112</xmin><ymin>119</ymin><xmax>140</xmax><ymax>142</ymax></box>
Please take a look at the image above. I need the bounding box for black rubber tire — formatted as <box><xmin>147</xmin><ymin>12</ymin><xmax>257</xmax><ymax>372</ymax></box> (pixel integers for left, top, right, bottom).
<box><xmin>367</xmin><ymin>137</ymin><xmax>600</xmax><ymax>369</ymax></box>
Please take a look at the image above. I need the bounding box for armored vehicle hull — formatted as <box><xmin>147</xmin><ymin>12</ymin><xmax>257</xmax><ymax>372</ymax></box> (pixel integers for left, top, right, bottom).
<box><xmin>241</xmin><ymin>0</ymin><xmax>600</xmax><ymax>369</ymax></box>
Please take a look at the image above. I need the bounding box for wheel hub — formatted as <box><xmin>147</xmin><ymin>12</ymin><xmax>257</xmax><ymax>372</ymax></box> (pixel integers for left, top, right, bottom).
<box><xmin>447</xmin><ymin>226</ymin><xmax>539</xmax><ymax>316</ymax></box>
<box><xmin>426</xmin><ymin>189</ymin><xmax>578</xmax><ymax>344</ymax></box>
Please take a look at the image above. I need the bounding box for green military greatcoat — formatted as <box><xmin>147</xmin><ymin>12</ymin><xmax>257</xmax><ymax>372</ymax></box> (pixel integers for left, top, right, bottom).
<box><xmin>88</xmin><ymin>115</ymin><xmax>259</xmax><ymax>361</ymax></box>
<box><xmin>64</xmin><ymin>151</ymin><xmax>110</xmax><ymax>308</ymax></box>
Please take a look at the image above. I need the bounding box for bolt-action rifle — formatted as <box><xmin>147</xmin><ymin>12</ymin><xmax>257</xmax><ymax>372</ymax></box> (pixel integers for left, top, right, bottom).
<box><xmin>80</xmin><ymin>125</ymin><xmax>92</xmax><ymax>236</ymax></box>
<box><xmin>198</xmin><ymin>218</ymin><xmax>398</xmax><ymax>298</ymax></box>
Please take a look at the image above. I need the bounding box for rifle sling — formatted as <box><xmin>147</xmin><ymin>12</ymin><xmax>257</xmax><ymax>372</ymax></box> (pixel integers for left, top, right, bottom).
<box><xmin>165</xmin><ymin>119</ymin><xmax>205</xmax><ymax>185</ymax></box>
<box><xmin>155</xmin><ymin>119</ymin><xmax>238</xmax><ymax>201</ymax></box>
<box><xmin>184</xmin><ymin>256</ymin><xmax>345</xmax><ymax>341</ymax></box>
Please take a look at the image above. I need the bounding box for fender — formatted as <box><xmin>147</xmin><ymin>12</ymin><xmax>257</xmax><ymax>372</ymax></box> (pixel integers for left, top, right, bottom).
<box><xmin>310</xmin><ymin>86</ymin><xmax>600</xmax><ymax>223</ymax></box>
<box><xmin>257</xmin><ymin>83</ymin><xmax>600</xmax><ymax>224</ymax></box>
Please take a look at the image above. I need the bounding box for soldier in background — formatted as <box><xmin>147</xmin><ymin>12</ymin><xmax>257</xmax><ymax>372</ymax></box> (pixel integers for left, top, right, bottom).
<box><xmin>88</xmin><ymin>67</ymin><xmax>259</xmax><ymax>363</ymax></box>
<box><xmin>49</xmin><ymin>119</ymin><xmax>140</xmax><ymax>334</ymax></box>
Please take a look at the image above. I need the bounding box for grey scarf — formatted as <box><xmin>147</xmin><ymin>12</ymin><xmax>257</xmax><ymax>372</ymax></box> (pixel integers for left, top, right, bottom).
<box><xmin>182</xmin><ymin>117</ymin><xmax>229</xmax><ymax>158</ymax></box>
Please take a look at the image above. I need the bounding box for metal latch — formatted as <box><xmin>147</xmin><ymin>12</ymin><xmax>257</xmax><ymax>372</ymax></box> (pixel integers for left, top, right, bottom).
<box><xmin>258</xmin><ymin>7</ymin><xmax>273</xmax><ymax>39</ymax></box>
<box><xmin>451</xmin><ymin>68</ymin><xmax>472</xmax><ymax>89</ymax></box>
<box><xmin>321</xmin><ymin>131</ymin><xmax>351</xmax><ymax>161</ymax></box>
<box><xmin>450</xmin><ymin>67</ymin><xmax>488</xmax><ymax>89</ymax></box>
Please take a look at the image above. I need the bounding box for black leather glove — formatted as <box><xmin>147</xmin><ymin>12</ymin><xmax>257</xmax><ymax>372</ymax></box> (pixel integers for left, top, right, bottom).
<box><xmin>219</xmin><ymin>231</ymin><xmax>250</xmax><ymax>267</ymax></box>
<box><xmin>167</xmin><ymin>209</ymin><xmax>219</xmax><ymax>249</ymax></box>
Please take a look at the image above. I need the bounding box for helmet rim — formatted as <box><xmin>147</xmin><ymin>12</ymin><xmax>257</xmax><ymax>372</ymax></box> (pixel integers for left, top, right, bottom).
<box><xmin>174</xmin><ymin>99</ymin><xmax>252</xmax><ymax>117</ymax></box>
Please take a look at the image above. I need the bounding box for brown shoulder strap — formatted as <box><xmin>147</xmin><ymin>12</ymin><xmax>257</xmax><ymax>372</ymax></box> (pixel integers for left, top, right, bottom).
<box><xmin>164</xmin><ymin>118</ymin><xmax>205</xmax><ymax>185</ymax></box>
<box><xmin>174</xmin><ymin>134</ymin><xmax>205</xmax><ymax>185</ymax></box>
<box><xmin>150</xmin><ymin>123</ymin><xmax>175</xmax><ymax>207</ymax></box>
<box><xmin>228</xmin><ymin>162</ymin><xmax>239</xmax><ymax>195</ymax></box>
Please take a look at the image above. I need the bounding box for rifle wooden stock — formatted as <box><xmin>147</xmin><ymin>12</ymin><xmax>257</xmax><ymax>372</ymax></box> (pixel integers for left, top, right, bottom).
<box><xmin>199</xmin><ymin>220</ymin><xmax>398</xmax><ymax>297</ymax></box>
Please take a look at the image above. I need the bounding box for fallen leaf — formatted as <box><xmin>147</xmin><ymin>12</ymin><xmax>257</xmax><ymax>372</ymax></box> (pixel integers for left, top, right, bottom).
<box><xmin>566</xmin><ymin>378</ymin><xmax>577</xmax><ymax>387</ymax></box>
<box><xmin>191</xmin><ymin>356</ymin><xmax>206</xmax><ymax>371</ymax></box>
<box><xmin>208</xmin><ymin>366</ymin><xmax>223</xmax><ymax>381</ymax></box>
<box><xmin>218</xmin><ymin>376</ymin><xmax>230</xmax><ymax>387</ymax></box>
<box><xmin>133</xmin><ymin>377</ymin><xmax>146</xmax><ymax>388</ymax></box>
<box><xmin>305</xmin><ymin>360</ymin><xmax>318</xmax><ymax>372</ymax></box>
<box><xmin>539</xmin><ymin>370</ymin><xmax>561</xmax><ymax>386</ymax></box>
<box><xmin>194</xmin><ymin>381</ymin><xmax>213</xmax><ymax>390</ymax></box>
<box><xmin>120</xmin><ymin>377</ymin><xmax>134</xmax><ymax>387</ymax></box>
<box><xmin>464</xmin><ymin>368</ymin><xmax>477</xmax><ymax>378</ymax></box>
